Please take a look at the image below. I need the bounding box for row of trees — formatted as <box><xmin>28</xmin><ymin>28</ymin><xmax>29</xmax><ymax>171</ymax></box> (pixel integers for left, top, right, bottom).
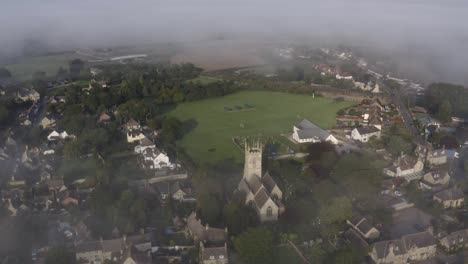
<box><xmin>425</xmin><ymin>82</ymin><xmax>468</xmax><ymax>122</ymax></box>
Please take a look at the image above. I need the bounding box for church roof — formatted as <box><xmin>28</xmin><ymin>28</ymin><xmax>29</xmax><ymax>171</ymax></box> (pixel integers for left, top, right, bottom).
<box><xmin>254</xmin><ymin>188</ymin><xmax>271</xmax><ymax>208</ymax></box>
<box><xmin>245</xmin><ymin>175</ymin><xmax>263</xmax><ymax>194</ymax></box>
<box><xmin>262</xmin><ymin>172</ymin><xmax>277</xmax><ymax>194</ymax></box>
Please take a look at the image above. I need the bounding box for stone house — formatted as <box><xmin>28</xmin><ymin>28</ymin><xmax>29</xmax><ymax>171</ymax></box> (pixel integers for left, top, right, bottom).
<box><xmin>199</xmin><ymin>242</ymin><xmax>228</xmax><ymax>264</ymax></box>
<box><xmin>427</xmin><ymin>148</ymin><xmax>448</xmax><ymax>166</ymax></box>
<box><xmin>439</xmin><ymin>229</ymin><xmax>468</xmax><ymax>252</ymax></box>
<box><xmin>370</xmin><ymin>231</ymin><xmax>436</xmax><ymax>264</ymax></box>
<box><xmin>433</xmin><ymin>187</ymin><xmax>464</xmax><ymax>208</ymax></box>
<box><xmin>238</xmin><ymin>142</ymin><xmax>284</xmax><ymax>222</ymax></box>
<box><xmin>420</xmin><ymin>169</ymin><xmax>450</xmax><ymax>191</ymax></box>
<box><xmin>384</xmin><ymin>155</ymin><xmax>424</xmax><ymax>178</ymax></box>
<box><xmin>346</xmin><ymin>215</ymin><xmax>380</xmax><ymax>240</ymax></box>
<box><xmin>186</xmin><ymin>212</ymin><xmax>227</xmax><ymax>243</ymax></box>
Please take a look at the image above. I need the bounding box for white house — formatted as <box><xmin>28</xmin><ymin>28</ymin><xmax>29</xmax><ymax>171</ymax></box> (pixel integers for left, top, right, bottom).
<box><xmin>351</xmin><ymin>126</ymin><xmax>381</xmax><ymax>142</ymax></box>
<box><xmin>40</xmin><ymin>116</ymin><xmax>56</xmax><ymax>129</ymax></box>
<box><xmin>292</xmin><ymin>119</ymin><xmax>338</xmax><ymax>144</ymax></box>
<box><xmin>127</xmin><ymin>130</ymin><xmax>146</xmax><ymax>143</ymax></box>
<box><xmin>336</xmin><ymin>74</ymin><xmax>354</xmax><ymax>80</ymax></box>
<box><xmin>134</xmin><ymin>136</ymin><xmax>156</xmax><ymax>154</ymax></box>
<box><xmin>16</xmin><ymin>88</ymin><xmax>40</xmax><ymax>102</ymax></box>
<box><xmin>141</xmin><ymin>147</ymin><xmax>174</xmax><ymax>170</ymax></box>
<box><xmin>47</xmin><ymin>130</ymin><xmax>73</xmax><ymax>141</ymax></box>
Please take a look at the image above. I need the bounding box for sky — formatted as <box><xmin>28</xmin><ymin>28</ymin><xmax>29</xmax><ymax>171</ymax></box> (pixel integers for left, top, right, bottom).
<box><xmin>1</xmin><ymin>0</ymin><xmax>468</xmax><ymax>84</ymax></box>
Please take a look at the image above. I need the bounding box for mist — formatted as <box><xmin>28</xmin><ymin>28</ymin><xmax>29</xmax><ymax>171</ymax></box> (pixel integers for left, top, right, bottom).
<box><xmin>1</xmin><ymin>0</ymin><xmax>468</xmax><ymax>85</ymax></box>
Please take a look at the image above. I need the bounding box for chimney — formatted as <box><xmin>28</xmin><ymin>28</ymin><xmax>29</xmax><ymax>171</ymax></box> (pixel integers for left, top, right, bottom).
<box><xmin>205</xmin><ymin>223</ymin><xmax>209</xmax><ymax>231</ymax></box>
<box><xmin>123</xmin><ymin>234</ymin><xmax>127</xmax><ymax>243</ymax></box>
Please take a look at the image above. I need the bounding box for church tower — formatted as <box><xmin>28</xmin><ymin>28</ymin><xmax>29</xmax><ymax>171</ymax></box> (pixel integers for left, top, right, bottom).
<box><xmin>243</xmin><ymin>140</ymin><xmax>263</xmax><ymax>180</ymax></box>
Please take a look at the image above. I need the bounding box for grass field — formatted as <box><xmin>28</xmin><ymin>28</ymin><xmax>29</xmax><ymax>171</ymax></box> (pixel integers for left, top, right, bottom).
<box><xmin>3</xmin><ymin>53</ymin><xmax>86</xmax><ymax>81</ymax></box>
<box><xmin>168</xmin><ymin>91</ymin><xmax>355</xmax><ymax>165</ymax></box>
<box><xmin>187</xmin><ymin>75</ymin><xmax>221</xmax><ymax>85</ymax></box>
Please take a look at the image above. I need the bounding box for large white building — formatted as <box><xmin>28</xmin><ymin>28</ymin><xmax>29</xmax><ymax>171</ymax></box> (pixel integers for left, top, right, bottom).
<box><xmin>292</xmin><ymin>119</ymin><xmax>338</xmax><ymax>144</ymax></box>
<box><xmin>351</xmin><ymin>126</ymin><xmax>381</xmax><ymax>142</ymax></box>
<box><xmin>238</xmin><ymin>141</ymin><xmax>284</xmax><ymax>222</ymax></box>
<box><xmin>134</xmin><ymin>136</ymin><xmax>174</xmax><ymax>170</ymax></box>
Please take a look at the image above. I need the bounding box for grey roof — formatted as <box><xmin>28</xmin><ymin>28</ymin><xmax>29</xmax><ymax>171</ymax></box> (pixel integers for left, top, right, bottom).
<box><xmin>126</xmin><ymin>118</ymin><xmax>140</xmax><ymax>128</ymax></box>
<box><xmin>201</xmin><ymin>245</ymin><xmax>228</xmax><ymax>261</ymax></box>
<box><xmin>295</xmin><ymin>119</ymin><xmax>330</xmax><ymax>140</ymax></box>
<box><xmin>254</xmin><ymin>187</ymin><xmax>270</xmax><ymax>208</ymax></box>
<box><xmin>102</xmin><ymin>238</ymin><xmax>124</xmax><ymax>253</ymax></box>
<box><xmin>434</xmin><ymin>187</ymin><xmax>464</xmax><ymax>201</ymax></box>
<box><xmin>75</xmin><ymin>240</ymin><xmax>102</xmax><ymax>253</ymax></box>
<box><xmin>186</xmin><ymin>212</ymin><xmax>226</xmax><ymax>242</ymax></box>
<box><xmin>261</xmin><ymin>172</ymin><xmax>277</xmax><ymax>194</ymax></box>
<box><xmin>356</xmin><ymin>126</ymin><xmax>380</xmax><ymax>135</ymax></box>
<box><xmin>403</xmin><ymin>231</ymin><xmax>436</xmax><ymax>249</ymax></box>
<box><xmin>441</xmin><ymin>229</ymin><xmax>468</xmax><ymax>246</ymax></box>
<box><xmin>373</xmin><ymin>239</ymin><xmax>407</xmax><ymax>259</ymax></box>
<box><xmin>356</xmin><ymin>219</ymin><xmax>373</xmax><ymax>235</ymax></box>
<box><xmin>245</xmin><ymin>175</ymin><xmax>263</xmax><ymax>194</ymax></box>
<box><xmin>139</xmin><ymin>137</ymin><xmax>154</xmax><ymax>147</ymax></box>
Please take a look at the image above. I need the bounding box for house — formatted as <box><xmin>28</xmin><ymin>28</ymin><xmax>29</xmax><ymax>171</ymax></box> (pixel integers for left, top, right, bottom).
<box><xmin>186</xmin><ymin>212</ymin><xmax>227</xmax><ymax>243</ymax></box>
<box><xmin>75</xmin><ymin>234</ymin><xmax>152</xmax><ymax>264</ymax></box>
<box><xmin>292</xmin><ymin>119</ymin><xmax>338</xmax><ymax>144</ymax></box>
<box><xmin>40</xmin><ymin>116</ymin><xmax>56</xmax><ymax>129</ymax></box>
<box><xmin>155</xmin><ymin>181</ymin><xmax>194</xmax><ymax>202</ymax></box>
<box><xmin>351</xmin><ymin>126</ymin><xmax>381</xmax><ymax>142</ymax></box>
<box><xmin>16</xmin><ymin>88</ymin><xmax>40</xmax><ymax>102</ymax></box>
<box><xmin>98</xmin><ymin>112</ymin><xmax>112</xmax><ymax>123</ymax></box>
<box><xmin>346</xmin><ymin>215</ymin><xmax>380</xmax><ymax>240</ymax></box>
<box><xmin>125</xmin><ymin>118</ymin><xmax>141</xmax><ymax>131</ymax></box>
<box><xmin>420</xmin><ymin>169</ymin><xmax>450</xmax><ymax>191</ymax></box>
<box><xmin>238</xmin><ymin>142</ymin><xmax>284</xmax><ymax>222</ymax></box>
<box><xmin>427</xmin><ymin>148</ymin><xmax>448</xmax><ymax>166</ymax></box>
<box><xmin>370</xmin><ymin>231</ymin><xmax>436</xmax><ymax>264</ymax></box>
<box><xmin>384</xmin><ymin>155</ymin><xmax>424</xmax><ymax>178</ymax></box>
<box><xmin>140</xmin><ymin>147</ymin><xmax>173</xmax><ymax>170</ymax></box>
<box><xmin>127</xmin><ymin>130</ymin><xmax>146</xmax><ymax>143</ymax></box>
<box><xmin>433</xmin><ymin>187</ymin><xmax>464</xmax><ymax>208</ymax></box>
<box><xmin>336</xmin><ymin>73</ymin><xmax>354</xmax><ymax>80</ymax></box>
<box><xmin>134</xmin><ymin>137</ymin><xmax>155</xmax><ymax>154</ymax></box>
<box><xmin>48</xmin><ymin>96</ymin><xmax>66</xmax><ymax>105</ymax></box>
<box><xmin>199</xmin><ymin>242</ymin><xmax>228</xmax><ymax>264</ymax></box>
<box><xmin>439</xmin><ymin>229</ymin><xmax>468</xmax><ymax>252</ymax></box>
<box><xmin>47</xmin><ymin>129</ymin><xmax>73</xmax><ymax>141</ymax></box>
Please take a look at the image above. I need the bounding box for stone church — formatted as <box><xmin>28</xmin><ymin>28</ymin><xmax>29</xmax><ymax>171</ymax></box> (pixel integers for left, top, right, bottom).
<box><xmin>238</xmin><ymin>141</ymin><xmax>284</xmax><ymax>222</ymax></box>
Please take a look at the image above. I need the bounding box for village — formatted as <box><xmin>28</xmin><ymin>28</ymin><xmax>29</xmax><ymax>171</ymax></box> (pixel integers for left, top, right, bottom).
<box><xmin>0</xmin><ymin>44</ymin><xmax>468</xmax><ymax>264</ymax></box>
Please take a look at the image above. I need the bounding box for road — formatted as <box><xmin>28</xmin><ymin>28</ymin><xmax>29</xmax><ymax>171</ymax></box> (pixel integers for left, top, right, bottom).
<box><xmin>378</xmin><ymin>80</ymin><xmax>423</xmax><ymax>143</ymax></box>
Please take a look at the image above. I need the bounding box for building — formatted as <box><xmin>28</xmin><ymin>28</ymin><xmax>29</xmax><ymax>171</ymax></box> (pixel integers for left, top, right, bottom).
<box><xmin>155</xmin><ymin>180</ymin><xmax>194</xmax><ymax>202</ymax></box>
<box><xmin>40</xmin><ymin>116</ymin><xmax>57</xmax><ymax>129</ymax></box>
<box><xmin>140</xmin><ymin>147</ymin><xmax>173</xmax><ymax>170</ymax></box>
<box><xmin>420</xmin><ymin>169</ymin><xmax>450</xmax><ymax>191</ymax></box>
<box><xmin>98</xmin><ymin>112</ymin><xmax>112</xmax><ymax>123</ymax></box>
<box><xmin>351</xmin><ymin>126</ymin><xmax>381</xmax><ymax>142</ymax></box>
<box><xmin>186</xmin><ymin>212</ymin><xmax>227</xmax><ymax>243</ymax></box>
<box><xmin>433</xmin><ymin>187</ymin><xmax>464</xmax><ymax>208</ymax></box>
<box><xmin>370</xmin><ymin>231</ymin><xmax>436</xmax><ymax>264</ymax></box>
<box><xmin>199</xmin><ymin>242</ymin><xmax>228</xmax><ymax>264</ymax></box>
<box><xmin>292</xmin><ymin>119</ymin><xmax>338</xmax><ymax>144</ymax></box>
<box><xmin>346</xmin><ymin>215</ymin><xmax>380</xmax><ymax>240</ymax></box>
<box><xmin>75</xmin><ymin>234</ymin><xmax>152</xmax><ymax>264</ymax></box>
<box><xmin>427</xmin><ymin>148</ymin><xmax>448</xmax><ymax>166</ymax></box>
<box><xmin>384</xmin><ymin>155</ymin><xmax>424</xmax><ymax>178</ymax></box>
<box><xmin>47</xmin><ymin>129</ymin><xmax>74</xmax><ymax>141</ymax></box>
<box><xmin>16</xmin><ymin>88</ymin><xmax>40</xmax><ymax>102</ymax></box>
<box><xmin>125</xmin><ymin>118</ymin><xmax>141</xmax><ymax>131</ymax></box>
<box><xmin>439</xmin><ymin>229</ymin><xmax>468</xmax><ymax>252</ymax></box>
<box><xmin>127</xmin><ymin>130</ymin><xmax>146</xmax><ymax>143</ymax></box>
<box><xmin>238</xmin><ymin>142</ymin><xmax>284</xmax><ymax>222</ymax></box>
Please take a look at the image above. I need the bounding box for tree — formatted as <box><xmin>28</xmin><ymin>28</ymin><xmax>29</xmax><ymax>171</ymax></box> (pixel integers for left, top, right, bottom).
<box><xmin>69</xmin><ymin>59</ymin><xmax>85</xmax><ymax>78</ymax></box>
<box><xmin>386</xmin><ymin>135</ymin><xmax>412</xmax><ymax>156</ymax></box>
<box><xmin>234</xmin><ymin>227</ymin><xmax>274</xmax><ymax>264</ymax></box>
<box><xmin>319</xmin><ymin>196</ymin><xmax>352</xmax><ymax>225</ymax></box>
<box><xmin>464</xmin><ymin>160</ymin><xmax>468</xmax><ymax>173</ymax></box>
<box><xmin>0</xmin><ymin>104</ymin><xmax>10</xmax><ymax>126</ymax></box>
<box><xmin>223</xmin><ymin>196</ymin><xmax>259</xmax><ymax>235</ymax></box>
<box><xmin>437</xmin><ymin>99</ymin><xmax>452</xmax><ymax>123</ymax></box>
<box><xmin>332</xmin><ymin>245</ymin><xmax>364</xmax><ymax>264</ymax></box>
<box><xmin>305</xmin><ymin>244</ymin><xmax>326</xmax><ymax>263</ymax></box>
<box><xmin>0</xmin><ymin>67</ymin><xmax>12</xmax><ymax>79</ymax></box>
<box><xmin>197</xmin><ymin>192</ymin><xmax>223</xmax><ymax>225</ymax></box>
<box><xmin>44</xmin><ymin>247</ymin><xmax>76</xmax><ymax>264</ymax></box>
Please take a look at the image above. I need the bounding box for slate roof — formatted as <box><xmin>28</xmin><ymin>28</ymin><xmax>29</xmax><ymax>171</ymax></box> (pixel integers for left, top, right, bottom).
<box><xmin>294</xmin><ymin>119</ymin><xmax>331</xmax><ymax>140</ymax></box>
<box><xmin>126</xmin><ymin>118</ymin><xmax>140</xmax><ymax>128</ymax></box>
<box><xmin>356</xmin><ymin>126</ymin><xmax>380</xmax><ymax>135</ymax></box>
<box><xmin>75</xmin><ymin>240</ymin><xmax>102</xmax><ymax>253</ymax></box>
<box><xmin>186</xmin><ymin>212</ymin><xmax>226</xmax><ymax>242</ymax></box>
<box><xmin>434</xmin><ymin>187</ymin><xmax>464</xmax><ymax>201</ymax></box>
<box><xmin>261</xmin><ymin>172</ymin><xmax>277</xmax><ymax>194</ymax></box>
<box><xmin>403</xmin><ymin>231</ymin><xmax>436</xmax><ymax>249</ymax></box>
<box><xmin>440</xmin><ymin>229</ymin><xmax>468</xmax><ymax>247</ymax></box>
<box><xmin>201</xmin><ymin>245</ymin><xmax>228</xmax><ymax>261</ymax></box>
<box><xmin>139</xmin><ymin>137</ymin><xmax>154</xmax><ymax>147</ymax></box>
<box><xmin>101</xmin><ymin>238</ymin><xmax>125</xmax><ymax>253</ymax></box>
<box><xmin>373</xmin><ymin>239</ymin><xmax>407</xmax><ymax>258</ymax></box>
<box><xmin>245</xmin><ymin>175</ymin><xmax>263</xmax><ymax>194</ymax></box>
<box><xmin>253</xmin><ymin>187</ymin><xmax>270</xmax><ymax>208</ymax></box>
<box><xmin>373</xmin><ymin>231</ymin><xmax>436</xmax><ymax>260</ymax></box>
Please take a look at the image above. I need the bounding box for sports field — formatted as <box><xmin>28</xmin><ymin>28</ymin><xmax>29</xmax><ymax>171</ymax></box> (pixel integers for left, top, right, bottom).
<box><xmin>168</xmin><ymin>91</ymin><xmax>354</xmax><ymax>165</ymax></box>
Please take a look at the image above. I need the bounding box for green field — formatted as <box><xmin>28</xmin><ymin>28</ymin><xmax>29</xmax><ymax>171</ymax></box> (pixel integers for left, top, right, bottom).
<box><xmin>169</xmin><ymin>91</ymin><xmax>354</xmax><ymax>165</ymax></box>
<box><xmin>3</xmin><ymin>53</ymin><xmax>85</xmax><ymax>81</ymax></box>
<box><xmin>187</xmin><ymin>75</ymin><xmax>221</xmax><ymax>84</ymax></box>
